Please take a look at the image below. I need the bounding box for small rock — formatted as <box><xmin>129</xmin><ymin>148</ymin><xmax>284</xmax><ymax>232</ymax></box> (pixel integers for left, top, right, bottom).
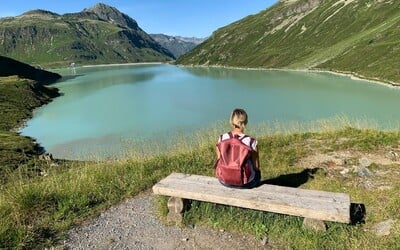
<box><xmin>353</xmin><ymin>166</ymin><xmax>373</xmax><ymax>177</ymax></box>
<box><xmin>340</xmin><ymin>168</ymin><xmax>349</xmax><ymax>175</ymax></box>
<box><xmin>261</xmin><ymin>237</ymin><xmax>268</xmax><ymax>245</ymax></box>
<box><xmin>385</xmin><ymin>150</ymin><xmax>400</xmax><ymax>161</ymax></box>
<box><xmin>385</xmin><ymin>151</ymin><xmax>399</xmax><ymax>161</ymax></box>
<box><xmin>358</xmin><ymin>158</ymin><xmax>372</xmax><ymax>167</ymax></box>
<box><xmin>372</xmin><ymin>219</ymin><xmax>396</xmax><ymax>236</ymax></box>
<box><xmin>39</xmin><ymin>152</ymin><xmax>54</xmax><ymax>161</ymax></box>
<box><xmin>181</xmin><ymin>238</ymin><xmax>189</xmax><ymax>242</ymax></box>
<box><xmin>303</xmin><ymin>218</ymin><xmax>326</xmax><ymax>232</ymax></box>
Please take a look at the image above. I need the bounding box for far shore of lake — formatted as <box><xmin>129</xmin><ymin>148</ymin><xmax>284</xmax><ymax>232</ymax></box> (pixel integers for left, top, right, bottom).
<box><xmin>79</xmin><ymin>62</ymin><xmax>166</xmax><ymax>68</ymax></box>
<box><xmin>175</xmin><ymin>63</ymin><xmax>400</xmax><ymax>89</ymax></box>
<box><xmin>63</xmin><ymin>60</ymin><xmax>400</xmax><ymax>89</ymax></box>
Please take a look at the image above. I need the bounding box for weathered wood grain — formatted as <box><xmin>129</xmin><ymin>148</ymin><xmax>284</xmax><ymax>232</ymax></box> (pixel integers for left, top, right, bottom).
<box><xmin>153</xmin><ymin>173</ymin><xmax>350</xmax><ymax>223</ymax></box>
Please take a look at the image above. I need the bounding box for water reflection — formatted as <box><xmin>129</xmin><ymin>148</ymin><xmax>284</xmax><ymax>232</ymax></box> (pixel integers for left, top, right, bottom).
<box><xmin>21</xmin><ymin>64</ymin><xmax>400</xmax><ymax>160</ymax></box>
<box><xmin>56</xmin><ymin>66</ymin><xmax>157</xmax><ymax>99</ymax></box>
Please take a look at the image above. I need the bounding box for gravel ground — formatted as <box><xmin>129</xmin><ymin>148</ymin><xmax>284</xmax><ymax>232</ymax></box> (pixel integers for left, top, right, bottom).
<box><xmin>61</xmin><ymin>190</ymin><xmax>268</xmax><ymax>250</ymax></box>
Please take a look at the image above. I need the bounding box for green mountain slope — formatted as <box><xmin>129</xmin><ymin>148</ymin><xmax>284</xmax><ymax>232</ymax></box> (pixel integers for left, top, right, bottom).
<box><xmin>0</xmin><ymin>56</ymin><xmax>61</xmax><ymax>180</ymax></box>
<box><xmin>0</xmin><ymin>3</ymin><xmax>174</xmax><ymax>67</ymax></box>
<box><xmin>177</xmin><ymin>0</ymin><xmax>400</xmax><ymax>85</ymax></box>
<box><xmin>0</xmin><ymin>56</ymin><xmax>61</xmax><ymax>83</ymax></box>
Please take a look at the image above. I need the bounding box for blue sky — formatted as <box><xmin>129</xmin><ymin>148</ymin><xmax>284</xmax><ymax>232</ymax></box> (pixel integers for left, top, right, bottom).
<box><xmin>0</xmin><ymin>0</ymin><xmax>277</xmax><ymax>37</ymax></box>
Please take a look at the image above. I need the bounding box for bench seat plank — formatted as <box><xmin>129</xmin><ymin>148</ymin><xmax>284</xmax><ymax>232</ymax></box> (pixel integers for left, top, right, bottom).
<box><xmin>152</xmin><ymin>173</ymin><xmax>350</xmax><ymax>223</ymax></box>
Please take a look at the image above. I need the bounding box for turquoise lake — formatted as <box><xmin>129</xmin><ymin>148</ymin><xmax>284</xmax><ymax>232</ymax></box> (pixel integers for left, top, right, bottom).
<box><xmin>20</xmin><ymin>64</ymin><xmax>400</xmax><ymax>159</ymax></box>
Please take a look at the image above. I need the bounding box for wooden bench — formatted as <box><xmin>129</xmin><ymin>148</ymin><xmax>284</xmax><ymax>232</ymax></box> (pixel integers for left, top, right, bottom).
<box><xmin>152</xmin><ymin>173</ymin><xmax>351</xmax><ymax>224</ymax></box>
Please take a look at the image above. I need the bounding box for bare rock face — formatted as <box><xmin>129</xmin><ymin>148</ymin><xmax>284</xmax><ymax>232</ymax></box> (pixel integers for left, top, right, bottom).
<box><xmin>83</xmin><ymin>3</ymin><xmax>139</xmax><ymax>30</ymax></box>
<box><xmin>279</xmin><ymin>0</ymin><xmax>321</xmax><ymax>12</ymax></box>
<box><xmin>372</xmin><ymin>219</ymin><xmax>396</xmax><ymax>237</ymax></box>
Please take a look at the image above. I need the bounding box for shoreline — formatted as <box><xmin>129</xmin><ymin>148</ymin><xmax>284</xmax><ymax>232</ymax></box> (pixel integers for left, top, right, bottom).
<box><xmin>59</xmin><ymin>61</ymin><xmax>399</xmax><ymax>89</ymax></box>
<box><xmin>11</xmin><ymin>82</ymin><xmax>61</xmax><ymax>156</ymax></box>
<box><xmin>0</xmin><ymin>77</ymin><xmax>61</xmax><ymax>180</ymax></box>
<box><xmin>176</xmin><ymin>63</ymin><xmax>400</xmax><ymax>89</ymax></box>
<box><xmin>79</xmin><ymin>62</ymin><xmax>167</xmax><ymax>68</ymax></box>
<box><xmin>302</xmin><ymin>68</ymin><xmax>400</xmax><ymax>89</ymax></box>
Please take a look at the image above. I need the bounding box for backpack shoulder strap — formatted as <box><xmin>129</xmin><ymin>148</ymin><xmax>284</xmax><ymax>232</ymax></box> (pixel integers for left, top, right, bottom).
<box><xmin>217</xmin><ymin>132</ymin><xmax>233</xmax><ymax>145</ymax></box>
<box><xmin>249</xmin><ymin>137</ymin><xmax>255</xmax><ymax>150</ymax></box>
<box><xmin>239</xmin><ymin>134</ymin><xmax>249</xmax><ymax>141</ymax></box>
<box><xmin>237</xmin><ymin>135</ymin><xmax>255</xmax><ymax>151</ymax></box>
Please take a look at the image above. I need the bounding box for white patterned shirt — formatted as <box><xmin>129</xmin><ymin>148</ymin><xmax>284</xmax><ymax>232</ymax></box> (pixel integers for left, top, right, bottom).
<box><xmin>217</xmin><ymin>132</ymin><xmax>258</xmax><ymax>151</ymax></box>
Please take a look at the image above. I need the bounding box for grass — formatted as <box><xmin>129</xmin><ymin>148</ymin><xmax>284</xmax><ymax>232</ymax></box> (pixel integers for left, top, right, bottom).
<box><xmin>177</xmin><ymin>0</ymin><xmax>400</xmax><ymax>84</ymax></box>
<box><xmin>0</xmin><ymin>77</ymin><xmax>61</xmax><ymax>183</ymax></box>
<box><xmin>0</xmin><ymin>147</ymin><xmax>214</xmax><ymax>248</ymax></box>
<box><xmin>1</xmin><ymin>125</ymin><xmax>400</xmax><ymax>249</ymax></box>
<box><xmin>161</xmin><ymin>127</ymin><xmax>400</xmax><ymax>249</ymax></box>
<box><xmin>1</xmin><ymin>76</ymin><xmax>399</xmax><ymax>249</ymax></box>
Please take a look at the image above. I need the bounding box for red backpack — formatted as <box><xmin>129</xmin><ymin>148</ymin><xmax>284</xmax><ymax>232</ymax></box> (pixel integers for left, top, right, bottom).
<box><xmin>215</xmin><ymin>132</ymin><xmax>255</xmax><ymax>186</ymax></box>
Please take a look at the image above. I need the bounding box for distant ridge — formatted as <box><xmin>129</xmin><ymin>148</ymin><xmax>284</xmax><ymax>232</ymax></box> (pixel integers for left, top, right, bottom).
<box><xmin>21</xmin><ymin>9</ymin><xmax>59</xmax><ymax>17</ymax></box>
<box><xmin>177</xmin><ymin>0</ymin><xmax>400</xmax><ymax>85</ymax></box>
<box><xmin>0</xmin><ymin>3</ymin><xmax>174</xmax><ymax>67</ymax></box>
<box><xmin>150</xmin><ymin>34</ymin><xmax>206</xmax><ymax>58</ymax></box>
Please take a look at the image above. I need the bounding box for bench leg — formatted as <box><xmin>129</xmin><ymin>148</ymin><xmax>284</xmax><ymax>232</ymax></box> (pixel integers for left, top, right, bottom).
<box><xmin>167</xmin><ymin>197</ymin><xmax>188</xmax><ymax>224</ymax></box>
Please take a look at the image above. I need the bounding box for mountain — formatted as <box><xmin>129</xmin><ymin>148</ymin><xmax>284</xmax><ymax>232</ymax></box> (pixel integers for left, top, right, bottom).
<box><xmin>150</xmin><ymin>34</ymin><xmax>206</xmax><ymax>58</ymax></box>
<box><xmin>177</xmin><ymin>0</ymin><xmax>400</xmax><ymax>85</ymax></box>
<box><xmin>0</xmin><ymin>3</ymin><xmax>174</xmax><ymax>67</ymax></box>
<box><xmin>0</xmin><ymin>56</ymin><xmax>61</xmax><ymax>83</ymax></box>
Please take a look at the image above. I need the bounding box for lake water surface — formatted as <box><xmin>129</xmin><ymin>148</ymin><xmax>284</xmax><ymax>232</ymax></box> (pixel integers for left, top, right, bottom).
<box><xmin>21</xmin><ymin>64</ymin><xmax>400</xmax><ymax>159</ymax></box>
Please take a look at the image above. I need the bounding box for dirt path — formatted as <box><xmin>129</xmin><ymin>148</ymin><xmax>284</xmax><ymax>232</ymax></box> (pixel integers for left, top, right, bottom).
<box><xmin>61</xmin><ymin>191</ymin><xmax>268</xmax><ymax>250</ymax></box>
<box><xmin>61</xmin><ymin>149</ymin><xmax>399</xmax><ymax>249</ymax></box>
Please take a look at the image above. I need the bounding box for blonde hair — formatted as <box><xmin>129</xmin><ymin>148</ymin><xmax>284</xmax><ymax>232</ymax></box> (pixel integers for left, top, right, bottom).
<box><xmin>230</xmin><ymin>108</ymin><xmax>248</xmax><ymax>130</ymax></box>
